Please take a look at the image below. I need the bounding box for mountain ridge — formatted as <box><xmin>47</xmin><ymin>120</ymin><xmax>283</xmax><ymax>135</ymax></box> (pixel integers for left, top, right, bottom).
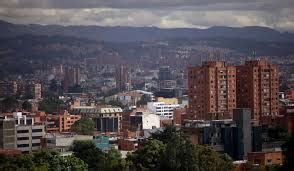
<box><xmin>0</xmin><ymin>20</ymin><xmax>293</xmax><ymax>42</ymax></box>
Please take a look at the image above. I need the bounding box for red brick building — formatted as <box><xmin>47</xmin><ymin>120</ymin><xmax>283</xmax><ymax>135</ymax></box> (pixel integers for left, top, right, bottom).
<box><xmin>247</xmin><ymin>151</ymin><xmax>282</xmax><ymax>166</ymax></box>
<box><xmin>188</xmin><ymin>61</ymin><xmax>236</xmax><ymax>120</ymax></box>
<box><xmin>285</xmin><ymin>89</ymin><xmax>294</xmax><ymax>100</ymax></box>
<box><xmin>236</xmin><ymin>59</ymin><xmax>279</xmax><ymax>122</ymax></box>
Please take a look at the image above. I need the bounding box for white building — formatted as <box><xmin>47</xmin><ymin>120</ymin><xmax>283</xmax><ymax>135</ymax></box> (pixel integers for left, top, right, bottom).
<box><xmin>147</xmin><ymin>102</ymin><xmax>179</xmax><ymax>119</ymax></box>
<box><xmin>130</xmin><ymin>110</ymin><xmax>160</xmax><ymax>130</ymax></box>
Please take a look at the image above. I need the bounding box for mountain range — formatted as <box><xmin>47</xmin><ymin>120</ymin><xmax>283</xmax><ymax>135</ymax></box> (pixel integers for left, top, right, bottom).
<box><xmin>1</xmin><ymin>20</ymin><xmax>294</xmax><ymax>42</ymax></box>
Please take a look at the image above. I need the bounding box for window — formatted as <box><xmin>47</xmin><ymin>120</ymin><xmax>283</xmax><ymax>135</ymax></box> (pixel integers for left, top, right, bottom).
<box><xmin>32</xmin><ymin>143</ymin><xmax>41</xmax><ymax>147</ymax></box>
<box><xmin>32</xmin><ymin>129</ymin><xmax>43</xmax><ymax>133</ymax></box>
<box><xmin>17</xmin><ymin>137</ymin><xmax>29</xmax><ymax>140</ymax></box>
<box><xmin>17</xmin><ymin>144</ymin><xmax>29</xmax><ymax>148</ymax></box>
<box><xmin>17</xmin><ymin>130</ymin><xmax>29</xmax><ymax>133</ymax></box>
<box><xmin>32</xmin><ymin>136</ymin><xmax>43</xmax><ymax>139</ymax></box>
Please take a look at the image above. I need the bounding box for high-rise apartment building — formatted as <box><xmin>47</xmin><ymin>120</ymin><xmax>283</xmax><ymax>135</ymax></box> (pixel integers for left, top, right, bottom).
<box><xmin>63</xmin><ymin>67</ymin><xmax>81</xmax><ymax>92</ymax></box>
<box><xmin>236</xmin><ymin>59</ymin><xmax>279</xmax><ymax>122</ymax></box>
<box><xmin>29</xmin><ymin>83</ymin><xmax>42</xmax><ymax>99</ymax></box>
<box><xmin>115</xmin><ymin>66</ymin><xmax>129</xmax><ymax>91</ymax></box>
<box><xmin>188</xmin><ymin>61</ymin><xmax>236</xmax><ymax>120</ymax></box>
<box><xmin>0</xmin><ymin>81</ymin><xmax>18</xmax><ymax>97</ymax></box>
<box><xmin>0</xmin><ymin>117</ymin><xmax>16</xmax><ymax>149</ymax></box>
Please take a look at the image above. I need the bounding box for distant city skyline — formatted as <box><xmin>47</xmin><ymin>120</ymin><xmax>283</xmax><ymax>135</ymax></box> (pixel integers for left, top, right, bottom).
<box><xmin>0</xmin><ymin>0</ymin><xmax>294</xmax><ymax>31</ymax></box>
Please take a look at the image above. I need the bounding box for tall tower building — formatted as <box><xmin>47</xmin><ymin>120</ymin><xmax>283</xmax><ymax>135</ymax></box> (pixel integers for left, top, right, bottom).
<box><xmin>63</xmin><ymin>67</ymin><xmax>81</xmax><ymax>92</ymax></box>
<box><xmin>188</xmin><ymin>61</ymin><xmax>236</xmax><ymax>120</ymax></box>
<box><xmin>236</xmin><ymin>59</ymin><xmax>279</xmax><ymax>122</ymax></box>
<box><xmin>116</xmin><ymin>66</ymin><xmax>129</xmax><ymax>91</ymax></box>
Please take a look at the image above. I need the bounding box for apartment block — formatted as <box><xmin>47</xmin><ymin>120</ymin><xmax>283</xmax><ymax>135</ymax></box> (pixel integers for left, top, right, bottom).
<box><xmin>188</xmin><ymin>61</ymin><xmax>236</xmax><ymax>120</ymax></box>
<box><xmin>0</xmin><ymin>118</ymin><xmax>16</xmax><ymax>149</ymax></box>
<box><xmin>16</xmin><ymin>125</ymin><xmax>45</xmax><ymax>153</ymax></box>
<box><xmin>0</xmin><ymin>81</ymin><xmax>17</xmax><ymax>97</ymax></box>
<box><xmin>45</xmin><ymin>110</ymin><xmax>81</xmax><ymax>133</ymax></box>
<box><xmin>236</xmin><ymin>59</ymin><xmax>279</xmax><ymax>122</ymax></box>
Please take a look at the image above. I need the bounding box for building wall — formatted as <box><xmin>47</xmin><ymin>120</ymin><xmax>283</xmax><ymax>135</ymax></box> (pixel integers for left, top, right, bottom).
<box><xmin>118</xmin><ymin>139</ymin><xmax>135</xmax><ymax>151</ymax></box>
<box><xmin>16</xmin><ymin>125</ymin><xmax>45</xmax><ymax>153</ymax></box>
<box><xmin>0</xmin><ymin>119</ymin><xmax>16</xmax><ymax>149</ymax></box>
<box><xmin>188</xmin><ymin>61</ymin><xmax>236</xmax><ymax>120</ymax></box>
<box><xmin>59</xmin><ymin>111</ymin><xmax>81</xmax><ymax>132</ymax></box>
<box><xmin>157</xmin><ymin>97</ymin><xmax>178</xmax><ymax>104</ymax></box>
<box><xmin>233</xmin><ymin>108</ymin><xmax>252</xmax><ymax>160</ymax></box>
<box><xmin>147</xmin><ymin>102</ymin><xmax>179</xmax><ymax>119</ymax></box>
<box><xmin>0</xmin><ymin>81</ymin><xmax>17</xmax><ymax>97</ymax></box>
<box><xmin>236</xmin><ymin>59</ymin><xmax>279</xmax><ymax>122</ymax></box>
<box><xmin>248</xmin><ymin>151</ymin><xmax>282</xmax><ymax>166</ymax></box>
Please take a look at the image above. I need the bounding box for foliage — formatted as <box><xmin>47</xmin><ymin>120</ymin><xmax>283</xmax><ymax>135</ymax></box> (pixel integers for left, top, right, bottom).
<box><xmin>0</xmin><ymin>150</ymin><xmax>87</xmax><ymax>171</ymax></box>
<box><xmin>108</xmin><ymin>100</ymin><xmax>126</xmax><ymax>109</ymax></box>
<box><xmin>104</xmin><ymin>149</ymin><xmax>129</xmax><ymax>171</ymax></box>
<box><xmin>68</xmin><ymin>84</ymin><xmax>83</xmax><ymax>93</ymax></box>
<box><xmin>22</xmin><ymin>100</ymin><xmax>32</xmax><ymax>111</ymax></box>
<box><xmin>264</xmin><ymin>126</ymin><xmax>290</xmax><ymax>142</ymax></box>
<box><xmin>127</xmin><ymin>126</ymin><xmax>234</xmax><ymax>171</ymax></box>
<box><xmin>71</xmin><ymin>117</ymin><xmax>95</xmax><ymax>135</ymax></box>
<box><xmin>72</xmin><ymin>140</ymin><xmax>106</xmax><ymax>169</ymax></box>
<box><xmin>127</xmin><ymin>140</ymin><xmax>165</xmax><ymax>170</ymax></box>
<box><xmin>136</xmin><ymin>94</ymin><xmax>151</xmax><ymax>107</ymax></box>
<box><xmin>281</xmin><ymin>136</ymin><xmax>294</xmax><ymax>171</ymax></box>
<box><xmin>49</xmin><ymin>79</ymin><xmax>59</xmax><ymax>92</ymax></box>
<box><xmin>38</xmin><ymin>94</ymin><xmax>64</xmax><ymax>113</ymax></box>
<box><xmin>0</xmin><ymin>96</ymin><xmax>19</xmax><ymax>112</ymax></box>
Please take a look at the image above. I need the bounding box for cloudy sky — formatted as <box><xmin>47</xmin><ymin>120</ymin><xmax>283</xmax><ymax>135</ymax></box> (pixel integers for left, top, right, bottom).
<box><xmin>0</xmin><ymin>0</ymin><xmax>294</xmax><ymax>31</ymax></box>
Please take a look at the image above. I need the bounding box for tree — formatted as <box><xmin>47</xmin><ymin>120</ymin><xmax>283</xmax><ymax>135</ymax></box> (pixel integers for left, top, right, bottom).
<box><xmin>151</xmin><ymin>126</ymin><xmax>183</xmax><ymax>144</ymax></box>
<box><xmin>38</xmin><ymin>94</ymin><xmax>64</xmax><ymax>113</ymax></box>
<box><xmin>0</xmin><ymin>97</ymin><xmax>19</xmax><ymax>112</ymax></box>
<box><xmin>108</xmin><ymin>100</ymin><xmax>125</xmax><ymax>109</ymax></box>
<box><xmin>0</xmin><ymin>150</ymin><xmax>87</xmax><ymax>171</ymax></box>
<box><xmin>72</xmin><ymin>140</ymin><xmax>106</xmax><ymax>169</ymax></box>
<box><xmin>136</xmin><ymin>94</ymin><xmax>151</xmax><ymax>107</ymax></box>
<box><xmin>22</xmin><ymin>100</ymin><xmax>32</xmax><ymax>111</ymax></box>
<box><xmin>71</xmin><ymin>117</ymin><xmax>95</xmax><ymax>135</ymax></box>
<box><xmin>68</xmin><ymin>84</ymin><xmax>83</xmax><ymax>93</ymax></box>
<box><xmin>127</xmin><ymin>139</ymin><xmax>165</xmax><ymax>170</ymax></box>
<box><xmin>282</xmin><ymin>136</ymin><xmax>294</xmax><ymax>170</ymax></box>
<box><xmin>150</xmin><ymin>126</ymin><xmax>234</xmax><ymax>171</ymax></box>
<box><xmin>104</xmin><ymin>149</ymin><xmax>129</xmax><ymax>171</ymax></box>
<box><xmin>49</xmin><ymin>79</ymin><xmax>59</xmax><ymax>92</ymax></box>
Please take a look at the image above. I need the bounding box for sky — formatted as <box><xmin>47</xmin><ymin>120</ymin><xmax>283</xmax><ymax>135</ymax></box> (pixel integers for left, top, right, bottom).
<box><xmin>0</xmin><ymin>0</ymin><xmax>294</xmax><ymax>31</ymax></box>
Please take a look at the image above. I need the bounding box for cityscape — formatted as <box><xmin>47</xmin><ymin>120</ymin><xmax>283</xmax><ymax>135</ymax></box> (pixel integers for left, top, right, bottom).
<box><xmin>0</xmin><ymin>1</ymin><xmax>294</xmax><ymax>171</ymax></box>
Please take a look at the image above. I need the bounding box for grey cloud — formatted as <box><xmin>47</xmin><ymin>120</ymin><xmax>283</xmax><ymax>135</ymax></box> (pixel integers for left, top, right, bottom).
<box><xmin>0</xmin><ymin>0</ymin><xmax>294</xmax><ymax>31</ymax></box>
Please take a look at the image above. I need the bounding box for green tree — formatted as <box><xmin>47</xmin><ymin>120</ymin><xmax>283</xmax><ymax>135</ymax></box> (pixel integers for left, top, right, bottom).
<box><xmin>136</xmin><ymin>94</ymin><xmax>151</xmax><ymax>107</ymax></box>
<box><xmin>22</xmin><ymin>100</ymin><xmax>32</xmax><ymax>111</ymax></box>
<box><xmin>68</xmin><ymin>84</ymin><xmax>83</xmax><ymax>93</ymax></box>
<box><xmin>104</xmin><ymin>149</ymin><xmax>129</xmax><ymax>171</ymax></box>
<box><xmin>0</xmin><ymin>150</ymin><xmax>87</xmax><ymax>171</ymax></box>
<box><xmin>15</xmin><ymin>154</ymin><xmax>35</xmax><ymax>170</ymax></box>
<box><xmin>127</xmin><ymin>139</ymin><xmax>165</xmax><ymax>170</ymax></box>
<box><xmin>151</xmin><ymin>126</ymin><xmax>183</xmax><ymax>144</ymax></box>
<box><xmin>71</xmin><ymin>117</ymin><xmax>94</xmax><ymax>135</ymax></box>
<box><xmin>38</xmin><ymin>95</ymin><xmax>64</xmax><ymax>113</ymax></box>
<box><xmin>0</xmin><ymin>96</ymin><xmax>19</xmax><ymax>112</ymax></box>
<box><xmin>108</xmin><ymin>100</ymin><xmax>125</xmax><ymax>109</ymax></box>
<box><xmin>150</xmin><ymin>126</ymin><xmax>233</xmax><ymax>171</ymax></box>
<box><xmin>282</xmin><ymin>136</ymin><xmax>294</xmax><ymax>171</ymax></box>
<box><xmin>72</xmin><ymin>140</ymin><xmax>106</xmax><ymax>169</ymax></box>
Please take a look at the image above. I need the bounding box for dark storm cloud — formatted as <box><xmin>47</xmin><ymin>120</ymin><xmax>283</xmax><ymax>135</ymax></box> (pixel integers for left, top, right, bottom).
<box><xmin>0</xmin><ymin>0</ymin><xmax>293</xmax><ymax>31</ymax></box>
